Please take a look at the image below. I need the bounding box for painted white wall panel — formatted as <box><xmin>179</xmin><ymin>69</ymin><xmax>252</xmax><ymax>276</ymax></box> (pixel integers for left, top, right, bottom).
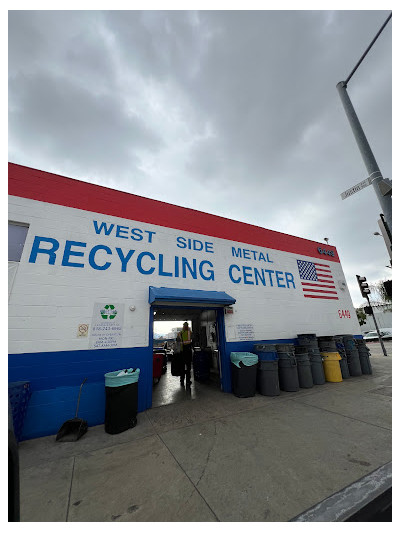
<box><xmin>9</xmin><ymin>196</ymin><xmax>360</xmax><ymax>354</ymax></box>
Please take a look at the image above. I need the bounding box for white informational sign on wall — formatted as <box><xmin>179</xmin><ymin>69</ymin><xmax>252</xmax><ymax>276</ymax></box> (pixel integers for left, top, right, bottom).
<box><xmin>89</xmin><ymin>303</ymin><xmax>125</xmax><ymax>349</ymax></box>
<box><xmin>236</xmin><ymin>324</ymin><xmax>255</xmax><ymax>341</ymax></box>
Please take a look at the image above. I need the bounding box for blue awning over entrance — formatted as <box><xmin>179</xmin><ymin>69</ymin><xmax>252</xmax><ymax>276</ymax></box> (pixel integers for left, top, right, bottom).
<box><xmin>149</xmin><ymin>286</ymin><xmax>236</xmax><ymax>306</ymax></box>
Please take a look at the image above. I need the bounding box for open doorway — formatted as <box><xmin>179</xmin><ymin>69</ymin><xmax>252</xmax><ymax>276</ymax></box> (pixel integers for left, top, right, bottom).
<box><xmin>151</xmin><ymin>306</ymin><xmax>222</xmax><ymax>407</ymax></box>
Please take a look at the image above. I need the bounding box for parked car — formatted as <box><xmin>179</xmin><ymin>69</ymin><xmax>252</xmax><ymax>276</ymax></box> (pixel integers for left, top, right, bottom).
<box><xmin>363</xmin><ymin>328</ymin><xmax>392</xmax><ymax>342</ymax></box>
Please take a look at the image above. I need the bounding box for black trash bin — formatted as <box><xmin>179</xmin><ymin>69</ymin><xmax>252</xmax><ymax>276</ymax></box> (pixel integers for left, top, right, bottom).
<box><xmin>104</xmin><ymin>368</ymin><xmax>140</xmax><ymax>434</ymax></box>
<box><xmin>230</xmin><ymin>352</ymin><xmax>258</xmax><ymax>398</ymax></box>
<box><xmin>193</xmin><ymin>349</ymin><xmax>212</xmax><ymax>382</ymax></box>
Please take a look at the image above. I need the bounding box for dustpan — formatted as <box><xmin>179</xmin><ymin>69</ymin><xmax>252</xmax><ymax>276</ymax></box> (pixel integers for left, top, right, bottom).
<box><xmin>56</xmin><ymin>378</ymin><xmax>88</xmax><ymax>442</ymax></box>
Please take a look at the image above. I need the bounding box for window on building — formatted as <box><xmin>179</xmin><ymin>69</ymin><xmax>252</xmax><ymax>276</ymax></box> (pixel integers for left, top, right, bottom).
<box><xmin>8</xmin><ymin>222</ymin><xmax>29</xmax><ymax>262</ymax></box>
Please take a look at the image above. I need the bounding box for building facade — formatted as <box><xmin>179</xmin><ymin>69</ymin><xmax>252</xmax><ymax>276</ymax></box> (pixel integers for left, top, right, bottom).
<box><xmin>8</xmin><ymin>163</ymin><xmax>361</xmax><ymax>439</ymax></box>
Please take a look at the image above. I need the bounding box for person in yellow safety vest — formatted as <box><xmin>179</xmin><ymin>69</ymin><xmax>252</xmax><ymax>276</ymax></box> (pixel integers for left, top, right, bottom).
<box><xmin>177</xmin><ymin>322</ymin><xmax>193</xmax><ymax>387</ymax></box>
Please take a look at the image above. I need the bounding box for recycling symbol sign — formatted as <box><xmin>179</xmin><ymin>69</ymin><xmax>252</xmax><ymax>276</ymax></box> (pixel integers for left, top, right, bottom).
<box><xmin>100</xmin><ymin>304</ymin><xmax>118</xmax><ymax>320</ymax></box>
<box><xmin>90</xmin><ymin>302</ymin><xmax>124</xmax><ymax>350</ymax></box>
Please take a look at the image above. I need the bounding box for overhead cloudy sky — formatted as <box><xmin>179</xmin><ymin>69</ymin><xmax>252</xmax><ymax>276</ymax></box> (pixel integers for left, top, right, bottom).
<box><xmin>8</xmin><ymin>9</ymin><xmax>392</xmax><ymax>307</ymax></box>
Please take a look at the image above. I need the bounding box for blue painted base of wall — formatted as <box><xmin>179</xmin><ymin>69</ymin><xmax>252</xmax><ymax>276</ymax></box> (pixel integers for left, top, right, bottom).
<box><xmin>8</xmin><ymin>346</ymin><xmax>152</xmax><ymax>440</ymax></box>
<box><xmin>9</xmin><ymin>333</ymin><xmax>363</xmax><ymax>440</ymax></box>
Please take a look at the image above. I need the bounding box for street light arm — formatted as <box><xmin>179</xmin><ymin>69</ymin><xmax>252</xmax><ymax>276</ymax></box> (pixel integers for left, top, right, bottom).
<box><xmin>344</xmin><ymin>12</ymin><xmax>392</xmax><ymax>86</ymax></box>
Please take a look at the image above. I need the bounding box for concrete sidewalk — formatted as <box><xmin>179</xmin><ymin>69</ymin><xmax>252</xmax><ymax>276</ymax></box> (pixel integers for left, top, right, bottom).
<box><xmin>18</xmin><ymin>345</ymin><xmax>392</xmax><ymax>522</ymax></box>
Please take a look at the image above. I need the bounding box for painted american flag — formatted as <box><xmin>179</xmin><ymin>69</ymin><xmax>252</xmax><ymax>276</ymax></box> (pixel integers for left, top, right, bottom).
<box><xmin>297</xmin><ymin>260</ymin><xmax>338</xmax><ymax>300</ymax></box>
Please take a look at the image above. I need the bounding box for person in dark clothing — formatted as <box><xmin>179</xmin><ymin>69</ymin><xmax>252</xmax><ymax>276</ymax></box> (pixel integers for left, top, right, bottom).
<box><xmin>177</xmin><ymin>322</ymin><xmax>193</xmax><ymax>386</ymax></box>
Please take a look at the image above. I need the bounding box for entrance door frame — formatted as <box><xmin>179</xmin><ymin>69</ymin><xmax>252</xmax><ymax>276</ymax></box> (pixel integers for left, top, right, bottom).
<box><xmin>149</xmin><ymin>304</ymin><xmax>229</xmax><ymax>406</ymax></box>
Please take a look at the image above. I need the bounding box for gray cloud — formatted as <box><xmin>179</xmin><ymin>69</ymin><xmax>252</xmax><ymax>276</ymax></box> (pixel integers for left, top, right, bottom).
<box><xmin>8</xmin><ymin>10</ymin><xmax>392</xmax><ymax>307</ymax></box>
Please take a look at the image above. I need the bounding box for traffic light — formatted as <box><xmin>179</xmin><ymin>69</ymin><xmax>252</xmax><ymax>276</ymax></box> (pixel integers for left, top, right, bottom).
<box><xmin>364</xmin><ymin>306</ymin><xmax>373</xmax><ymax>315</ymax></box>
<box><xmin>383</xmin><ymin>280</ymin><xmax>392</xmax><ymax>300</ymax></box>
<box><xmin>356</xmin><ymin>275</ymin><xmax>371</xmax><ymax>299</ymax></box>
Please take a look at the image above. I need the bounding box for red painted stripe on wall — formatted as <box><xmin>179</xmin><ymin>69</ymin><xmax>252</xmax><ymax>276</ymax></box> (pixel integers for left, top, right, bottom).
<box><xmin>8</xmin><ymin>163</ymin><xmax>340</xmax><ymax>263</ymax></box>
<box><xmin>304</xmin><ymin>295</ymin><xmax>339</xmax><ymax>300</ymax></box>
<box><xmin>301</xmin><ymin>282</ymin><xmax>336</xmax><ymax>289</ymax></box>
<box><xmin>314</xmin><ymin>262</ymin><xmax>332</xmax><ymax>267</ymax></box>
<box><xmin>302</xmin><ymin>288</ymin><xmax>338</xmax><ymax>294</ymax></box>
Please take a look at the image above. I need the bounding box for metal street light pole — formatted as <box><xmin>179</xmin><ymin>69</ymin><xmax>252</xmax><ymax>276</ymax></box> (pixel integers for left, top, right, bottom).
<box><xmin>336</xmin><ymin>82</ymin><xmax>392</xmax><ymax>236</ymax></box>
<box><xmin>336</xmin><ymin>12</ymin><xmax>392</xmax><ymax>236</ymax></box>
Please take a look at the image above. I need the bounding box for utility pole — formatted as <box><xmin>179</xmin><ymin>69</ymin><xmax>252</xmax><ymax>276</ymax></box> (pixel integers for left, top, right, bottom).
<box><xmin>337</xmin><ymin>12</ymin><xmax>392</xmax><ymax>237</ymax></box>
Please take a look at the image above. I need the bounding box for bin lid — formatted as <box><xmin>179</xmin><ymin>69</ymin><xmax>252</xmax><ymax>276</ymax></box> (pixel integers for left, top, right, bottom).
<box><xmin>230</xmin><ymin>352</ymin><xmax>258</xmax><ymax>368</ymax></box>
<box><xmin>276</xmin><ymin>343</ymin><xmax>295</xmax><ymax>352</ymax></box>
<box><xmin>321</xmin><ymin>352</ymin><xmax>342</xmax><ymax>361</ymax></box>
<box><xmin>254</xmin><ymin>344</ymin><xmax>277</xmax><ymax>352</ymax></box>
<box><xmin>105</xmin><ymin>368</ymin><xmax>140</xmax><ymax>387</ymax></box>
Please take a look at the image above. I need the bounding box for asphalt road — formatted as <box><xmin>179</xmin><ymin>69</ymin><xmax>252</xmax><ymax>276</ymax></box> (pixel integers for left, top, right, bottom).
<box><xmin>367</xmin><ymin>340</ymin><xmax>392</xmax><ymax>357</ymax></box>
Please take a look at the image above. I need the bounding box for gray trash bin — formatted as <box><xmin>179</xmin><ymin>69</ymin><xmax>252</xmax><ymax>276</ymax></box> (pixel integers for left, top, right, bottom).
<box><xmin>342</xmin><ymin>335</ymin><xmax>362</xmax><ymax>377</ymax></box>
<box><xmin>296</xmin><ymin>345</ymin><xmax>325</xmax><ymax>385</ymax></box>
<box><xmin>257</xmin><ymin>359</ymin><xmax>280</xmax><ymax>396</ymax></box>
<box><xmin>355</xmin><ymin>339</ymin><xmax>373</xmax><ymax>375</ymax></box>
<box><xmin>253</xmin><ymin>344</ymin><xmax>280</xmax><ymax>396</ymax></box>
<box><xmin>253</xmin><ymin>344</ymin><xmax>277</xmax><ymax>361</ymax></box>
<box><xmin>297</xmin><ymin>333</ymin><xmax>318</xmax><ymax>349</ymax></box>
<box><xmin>276</xmin><ymin>344</ymin><xmax>299</xmax><ymax>392</ymax></box>
<box><xmin>334</xmin><ymin>335</ymin><xmax>350</xmax><ymax>379</ymax></box>
<box><xmin>294</xmin><ymin>349</ymin><xmax>314</xmax><ymax>389</ymax></box>
<box><xmin>308</xmin><ymin>349</ymin><xmax>326</xmax><ymax>385</ymax></box>
<box><xmin>317</xmin><ymin>335</ymin><xmax>336</xmax><ymax>352</ymax></box>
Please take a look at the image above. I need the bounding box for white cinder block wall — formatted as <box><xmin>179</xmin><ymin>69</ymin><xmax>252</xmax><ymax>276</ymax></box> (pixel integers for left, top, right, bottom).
<box><xmin>9</xmin><ymin>197</ymin><xmax>359</xmax><ymax>355</ymax></box>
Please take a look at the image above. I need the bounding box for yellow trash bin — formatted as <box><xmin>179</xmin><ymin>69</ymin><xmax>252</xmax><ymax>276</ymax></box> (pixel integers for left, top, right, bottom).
<box><xmin>321</xmin><ymin>352</ymin><xmax>343</xmax><ymax>382</ymax></box>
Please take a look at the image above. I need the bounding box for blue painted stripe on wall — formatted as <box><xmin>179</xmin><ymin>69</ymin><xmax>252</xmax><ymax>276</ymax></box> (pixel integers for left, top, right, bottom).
<box><xmin>22</xmin><ymin>383</ymin><xmax>107</xmax><ymax>440</ymax></box>
<box><xmin>9</xmin><ymin>333</ymin><xmax>361</xmax><ymax>440</ymax></box>
<box><xmin>9</xmin><ymin>346</ymin><xmax>153</xmax><ymax>440</ymax></box>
